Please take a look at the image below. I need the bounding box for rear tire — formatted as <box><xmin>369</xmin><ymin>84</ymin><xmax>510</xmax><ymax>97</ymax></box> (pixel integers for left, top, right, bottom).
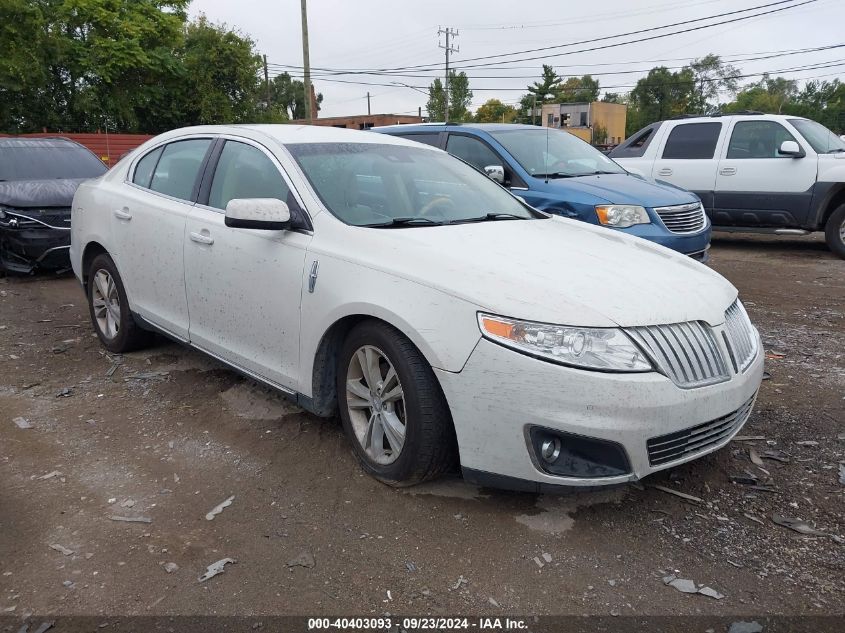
<box><xmin>336</xmin><ymin>320</ymin><xmax>457</xmax><ymax>486</ymax></box>
<box><xmin>87</xmin><ymin>253</ymin><xmax>153</xmax><ymax>353</ymax></box>
<box><xmin>824</xmin><ymin>203</ymin><xmax>845</xmax><ymax>260</ymax></box>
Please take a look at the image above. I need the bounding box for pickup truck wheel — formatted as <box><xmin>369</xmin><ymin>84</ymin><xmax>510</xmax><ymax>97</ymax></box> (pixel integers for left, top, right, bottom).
<box><xmin>824</xmin><ymin>203</ymin><xmax>845</xmax><ymax>260</ymax></box>
<box><xmin>87</xmin><ymin>253</ymin><xmax>153</xmax><ymax>353</ymax></box>
<box><xmin>337</xmin><ymin>320</ymin><xmax>457</xmax><ymax>486</ymax></box>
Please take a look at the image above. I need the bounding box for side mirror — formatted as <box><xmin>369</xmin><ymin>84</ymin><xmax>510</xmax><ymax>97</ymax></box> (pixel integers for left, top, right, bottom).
<box><xmin>484</xmin><ymin>165</ymin><xmax>506</xmax><ymax>185</ymax></box>
<box><xmin>224</xmin><ymin>198</ymin><xmax>291</xmax><ymax>230</ymax></box>
<box><xmin>778</xmin><ymin>140</ymin><xmax>804</xmax><ymax>157</ymax></box>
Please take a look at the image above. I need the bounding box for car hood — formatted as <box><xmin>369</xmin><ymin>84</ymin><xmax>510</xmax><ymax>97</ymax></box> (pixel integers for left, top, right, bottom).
<box><xmin>333</xmin><ymin>217</ymin><xmax>735</xmax><ymax>328</ymax></box>
<box><xmin>0</xmin><ymin>179</ymin><xmax>87</xmax><ymax>208</ymax></box>
<box><xmin>539</xmin><ymin>173</ymin><xmax>697</xmax><ymax>207</ymax></box>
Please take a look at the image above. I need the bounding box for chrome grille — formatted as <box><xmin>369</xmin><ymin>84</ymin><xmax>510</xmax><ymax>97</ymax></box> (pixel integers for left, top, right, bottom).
<box><xmin>723</xmin><ymin>299</ymin><xmax>758</xmax><ymax>372</ymax></box>
<box><xmin>627</xmin><ymin>321</ymin><xmax>729</xmax><ymax>389</ymax></box>
<box><xmin>654</xmin><ymin>202</ymin><xmax>706</xmax><ymax>234</ymax></box>
<box><xmin>647</xmin><ymin>394</ymin><xmax>756</xmax><ymax>466</ymax></box>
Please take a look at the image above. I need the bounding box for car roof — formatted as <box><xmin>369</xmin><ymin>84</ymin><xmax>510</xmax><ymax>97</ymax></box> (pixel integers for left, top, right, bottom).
<box><xmin>148</xmin><ymin>124</ymin><xmax>438</xmax><ymax>148</ymax></box>
<box><xmin>373</xmin><ymin>123</ymin><xmax>540</xmax><ymax>133</ymax></box>
<box><xmin>662</xmin><ymin>113</ymin><xmax>806</xmax><ymax>124</ymax></box>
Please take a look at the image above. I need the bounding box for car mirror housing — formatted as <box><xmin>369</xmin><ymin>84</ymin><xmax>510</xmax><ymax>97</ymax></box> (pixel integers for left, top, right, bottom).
<box><xmin>484</xmin><ymin>165</ymin><xmax>506</xmax><ymax>185</ymax></box>
<box><xmin>224</xmin><ymin>198</ymin><xmax>291</xmax><ymax>230</ymax></box>
<box><xmin>778</xmin><ymin>140</ymin><xmax>804</xmax><ymax>157</ymax></box>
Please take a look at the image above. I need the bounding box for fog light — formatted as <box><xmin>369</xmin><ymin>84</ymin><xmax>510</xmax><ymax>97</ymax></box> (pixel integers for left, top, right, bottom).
<box><xmin>540</xmin><ymin>437</ymin><xmax>561</xmax><ymax>463</ymax></box>
<box><xmin>528</xmin><ymin>427</ymin><xmax>631</xmax><ymax>478</ymax></box>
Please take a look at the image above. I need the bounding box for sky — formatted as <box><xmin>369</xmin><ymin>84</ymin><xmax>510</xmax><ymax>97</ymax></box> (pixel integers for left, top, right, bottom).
<box><xmin>188</xmin><ymin>0</ymin><xmax>845</xmax><ymax>118</ymax></box>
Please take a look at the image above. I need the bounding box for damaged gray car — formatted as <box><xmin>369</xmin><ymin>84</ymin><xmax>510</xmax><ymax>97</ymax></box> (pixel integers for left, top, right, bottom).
<box><xmin>0</xmin><ymin>137</ymin><xmax>106</xmax><ymax>274</ymax></box>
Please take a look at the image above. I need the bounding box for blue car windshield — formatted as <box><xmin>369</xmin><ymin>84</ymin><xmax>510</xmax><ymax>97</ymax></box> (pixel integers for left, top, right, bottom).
<box><xmin>490</xmin><ymin>128</ymin><xmax>626</xmax><ymax>178</ymax></box>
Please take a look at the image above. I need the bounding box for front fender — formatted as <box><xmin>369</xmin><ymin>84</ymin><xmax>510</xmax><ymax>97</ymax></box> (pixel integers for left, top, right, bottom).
<box><xmin>297</xmin><ymin>253</ymin><xmax>483</xmax><ymax>396</ymax></box>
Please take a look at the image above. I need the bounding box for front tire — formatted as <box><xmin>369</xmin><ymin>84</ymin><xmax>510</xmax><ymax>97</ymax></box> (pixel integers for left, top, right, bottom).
<box><xmin>87</xmin><ymin>253</ymin><xmax>153</xmax><ymax>353</ymax></box>
<box><xmin>824</xmin><ymin>203</ymin><xmax>845</xmax><ymax>260</ymax></box>
<box><xmin>337</xmin><ymin>321</ymin><xmax>457</xmax><ymax>486</ymax></box>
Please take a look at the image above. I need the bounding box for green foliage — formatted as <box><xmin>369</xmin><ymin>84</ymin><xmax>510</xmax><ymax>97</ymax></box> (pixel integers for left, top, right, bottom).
<box><xmin>558</xmin><ymin>75</ymin><xmax>600</xmax><ymax>103</ymax></box>
<box><xmin>0</xmin><ymin>1</ymin><xmax>294</xmax><ymax>133</ymax></box>
<box><xmin>627</xmin><ymin>66</ymin><xmax>695</xmax><ymax>135</ymax></box>
<box><xmin>515</xmin><ymin>66</ymin><xmax>601</xmax><ymax>124</ymax></box>
<box><xmin>474</xmin><ymin>99</ymin><xmax>517</xmax><ymax>123</ymax></box>
<box><xmin>688</xmin><ymin>54</ymin><xmax>740</xmax><ymax>113</ymax></box>
<box><xmin>427</xmin><ymin>71</ymin><xmax>473</xmax><ymax>121</ymax></box>
<box><xmin>268</xmin><ymin>72</ymin><xmax>323</xmax><ymax>121</ymax></box>
<box><xmin>592</xmin><ymin>122</ymin><xmax>608</xmax><ymax>145</ymax></box>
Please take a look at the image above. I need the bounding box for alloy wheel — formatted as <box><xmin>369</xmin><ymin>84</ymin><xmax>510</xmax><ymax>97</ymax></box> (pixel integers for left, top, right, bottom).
<box><xmin>345</xmin><ymin>345</ymin><xmax>407</xmax><ymax>465</ymax></box>
<box><xmin>92</xmin><ymin>269</ymin><xmax>121</xmax><ymax>340</ymax></box>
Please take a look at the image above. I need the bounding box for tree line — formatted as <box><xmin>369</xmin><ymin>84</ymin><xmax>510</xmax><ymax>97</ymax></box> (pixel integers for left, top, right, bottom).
<box><xmin>0</xmin><ymin>0</ymin><xmax>317</xmax><ymax>133</ymax></box>
<box><xmin>431</xmin><ymin>55</ymin><xmax>844</xmax><ymax>136</ymax></box>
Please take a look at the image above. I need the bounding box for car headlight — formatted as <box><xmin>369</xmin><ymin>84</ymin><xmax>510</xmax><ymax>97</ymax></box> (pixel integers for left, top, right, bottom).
<box><xmin>595</xmin><ymin>204</ymin><xmax>650</xmax><ymax>228</ymax></box>
<box><xmin>478</xmin><ymin>313</ymin><xmax>652</xmax><ymax>372</ymax></box>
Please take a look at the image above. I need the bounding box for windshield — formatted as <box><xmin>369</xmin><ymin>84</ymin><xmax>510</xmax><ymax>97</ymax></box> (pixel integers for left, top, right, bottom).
<box><xmin>788</xmin><ymin>119</ymin><xmax>845</xmax><ymax>154</ymax></box>
<box><xmin>286</xmin><ymin>142</ymin><xmax>538</xmax><ymax>226</ymax></box>
<box><xmin>490</xmin><ymin>128</ymin><xmax>626</xmax><ymax>177</ymax></box>
<box><xmin>0</xmin><ymin>143</ymin><xmax>107</xmax><ymax>181</ymax></box>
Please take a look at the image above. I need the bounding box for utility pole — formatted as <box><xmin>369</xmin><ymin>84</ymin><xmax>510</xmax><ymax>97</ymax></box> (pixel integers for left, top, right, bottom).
<box><xmin>367</xmin><ymin>92</ymin><xmax>371</xmax><ymax>116</ymax></box>
<box><xmin>300</xmin><ymin>0</ymin><xmax>313</xmax><ymax>123</ymax></box>
<box><xmin>263</xmin><ymin>55</ymin><xmax>271</xmax><ymax>112</ymax></box>
<box><xmin>438</xmin><ymin>27</ymin><xmax>458</xmax><ymax>122</ymax></box>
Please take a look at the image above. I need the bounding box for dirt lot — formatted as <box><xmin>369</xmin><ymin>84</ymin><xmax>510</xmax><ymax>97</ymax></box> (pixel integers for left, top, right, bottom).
<box><xmin>0</xmin><ymin>234</ymin><xmax>843</xmax><ymax>620</ymax></box>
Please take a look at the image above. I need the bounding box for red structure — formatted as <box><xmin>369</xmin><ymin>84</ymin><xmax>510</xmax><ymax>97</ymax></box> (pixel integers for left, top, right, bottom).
<box><xmin>0</xmin><ymin>131</ymin><xmax>153</xmax><ymax>168</ymax></box>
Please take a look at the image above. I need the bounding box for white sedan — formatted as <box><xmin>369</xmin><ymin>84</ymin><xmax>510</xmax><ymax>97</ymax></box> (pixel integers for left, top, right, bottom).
<box><xmin>70</xmin><ymin>125</ymin><xmax>764</xmax><ymax>491</ymax></box>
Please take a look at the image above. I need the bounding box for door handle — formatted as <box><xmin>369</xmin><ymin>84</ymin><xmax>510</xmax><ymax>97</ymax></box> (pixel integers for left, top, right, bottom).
<box><xmin>190</xmin><ymin>231</ymin><xmax>214</xmax><ymax>245</ymax></box>
<box><xmin>113</xmin><ymin>208</ymin><xmax>132</xmax><ymax>221</ymax></box>
<box><xmin>720</xmin><ymin>167</ymin><xmax>737</xmax><ymax>176</ymax></box>
<box><xmin>657</xmin><ymin>168</ymin><xmax>673</xmax><ymax>176</ymax></box>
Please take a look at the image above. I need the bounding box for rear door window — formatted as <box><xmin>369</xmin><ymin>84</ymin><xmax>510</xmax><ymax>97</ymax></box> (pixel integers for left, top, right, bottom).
<box><xmin>661</xmin><ymin>122</ymin><xmax>722</xmax><ymax>159</ymax></box>
<box><xmin>132</xmin><ymin>146</ymin><xmax>163</xmax><ymax>188</ymax></box>
<box><xmin>149</xmin><ymin>139</ymin><xmax>212</xmax><ymax>202</ymax></box>
<box><xmin>395</xmin><ymin>133</ymin><xmax>441</xmax><ymax>148</ymax></box>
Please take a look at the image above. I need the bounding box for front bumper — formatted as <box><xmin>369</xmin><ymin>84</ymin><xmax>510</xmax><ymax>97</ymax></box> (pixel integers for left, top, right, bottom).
<box><xmin>622</xmin><ymin>220</ymin><xmax>712</xmax><ymax>259</ymax></box>
<box><xmin>0</xmin><ymin>213</ymin><xmax>71</xmax><ymax>273</ymax></box>
<box><xmin>435</xmin><ymin>331</ymin><xmax>763</xmax><ymax>489</ymax></box>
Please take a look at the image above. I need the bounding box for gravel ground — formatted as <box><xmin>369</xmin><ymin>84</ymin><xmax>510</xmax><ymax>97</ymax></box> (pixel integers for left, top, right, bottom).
<box><xmin>0</xmin><ymin>233</ymin><xmax>843</xmax><ymax>619</ymax></box>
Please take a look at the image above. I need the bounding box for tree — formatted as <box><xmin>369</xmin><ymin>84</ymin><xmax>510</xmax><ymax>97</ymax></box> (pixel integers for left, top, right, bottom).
<box><xmin>688</xmin><ymin>54</ymin><xmax>740</xmax><ymax>113</ymax></box>
<box><xmin>722</xmin><ymin>74</ymin><xmax>798</xmax><ymax>115</ymax></box>
<box><xmin>527</xmin><ymin>65</ymin><xmax>563</xmax><ymax>102</ymax></box>
<box><xmin>426</xmin><ymin>71</ymin><xmax>473</xmax><ymax>121</ymax></box>
<box><xmin>627</xmin><ymin>66</ymin><xmax>695</xmax><ymax>134</ymax></box>
<box><xmin>475</xmin><ymin>99</ymin><xmax>517</xmax><ymax>123</ymax></box>
<box><xmin>557</xmin><ymin>75</ymin><xmax>600</xmax><ymax>103</ymax></box>
<box><xmin>268</xmin><ymin>72</ymin><xmax>323</xmax><ymax>121</ymax></box>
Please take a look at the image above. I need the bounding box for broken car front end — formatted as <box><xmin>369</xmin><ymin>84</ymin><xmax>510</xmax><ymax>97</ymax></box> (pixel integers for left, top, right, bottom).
<box><xmin>0</xmin><ymin>205</ymin><xmax>72</xmax><ymax>273</ymax></box>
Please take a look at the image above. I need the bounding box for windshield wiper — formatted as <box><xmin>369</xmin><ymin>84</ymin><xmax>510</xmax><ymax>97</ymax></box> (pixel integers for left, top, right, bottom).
<box><xmin>449</xmin><ymin>212</ymin><xmax>529</xmax><ymax>224</ymax></box>
<box><xmin>360</xmin><ymin>216</ymin><xmax>445</xmax><ymax>228</ymax></box>
<box><xmin>533</xmin><ymin>172</ymin><xmax>576</xmax><ymax>179</ymax></box>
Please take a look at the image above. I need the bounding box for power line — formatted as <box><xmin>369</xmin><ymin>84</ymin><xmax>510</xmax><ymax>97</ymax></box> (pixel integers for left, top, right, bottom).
<box><xmin>266</xmin><ymin>0</ymin><xmax>818</xmax><ymax>74</ymax></box>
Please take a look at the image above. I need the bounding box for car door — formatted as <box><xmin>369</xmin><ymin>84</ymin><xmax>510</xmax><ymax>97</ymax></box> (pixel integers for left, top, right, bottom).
<box><xmin>650</xmin><ymin>121</ymin><xmax>725</xmax><ymax>210</ymax></box>
<box><xmin>183</xmin><ymin>137</ymin><xmax>311</xmax><ymax>389</ymax></box>
<box><xmin>115</xmin><ymin>137</ymin><xmax>214</xmax><ymax>339</ymax></box>
<box><xmin>713</xmin><ymin>119</ymin><xmax>818</xmax><ymax>227</ymax></box>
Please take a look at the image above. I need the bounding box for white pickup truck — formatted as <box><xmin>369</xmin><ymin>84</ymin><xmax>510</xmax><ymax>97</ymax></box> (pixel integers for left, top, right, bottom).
<box><xmin>610</xmin><ymin>113</ymin><xmax>845</xmax><ymax>258</ymax></box>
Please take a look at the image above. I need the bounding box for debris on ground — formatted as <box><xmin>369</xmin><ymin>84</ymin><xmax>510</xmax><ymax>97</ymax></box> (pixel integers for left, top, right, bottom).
<box><xmin>761</xmin><ymin>372</ymin><xmax>771</xmax><ymax>380</ymax></box>
<box><xmin>771</xmin><ymin>514</ymin><xmax>827</xmax><ymax>536</ymax></box>
<box><xmin>533</xmin><ymin>556</ymin><xmax>545</xmax><ymax>568</ymax></box>
<box><xmin>13</xmin><ymin>417</ymin><xmax>33</xmax><ymax>429</ymax></box>
<box><xmin>120</xmin><ymin>499</ymin><xmax>136</xmax><ymax>508</ymax></box>
<box><xmin>452</xmin><ymin>575</ymin><xmax>468</xmax><ymax>590</ymax></box>
<box><xmin>662</xmin><ymin>575</ymin><xmax>725</xmax><ymax>599</ymax></box>
<box><xmin>286</xmin><ymin>552</ymin><xmax>316</xmax><ymax>569</ymax></box>
<box><xmin>542</xmin><ymin>552</ymin><xmax>552</xmax><ymax>563</ymax></box>
<box><xmin>17</xmin><ymin>621</ymin><xmax>56</xmax><ymax>633</ymax></box>
<box><xmin>488</xmin><ymin>596</ymin><xmax>500</xmax><ymax>608</ymax></box>
<box><xmin>205</xmin><ymin>495</ymin><xmax>235</xmax><ymax>521</ymax></box>
<box><xmin>762</xmin><ymin>450</ymin><xmax>790</xmax><ymax>463</ymax></box>
<box><xmin>163</xmin><ymin>562</ymin><xmax>179</xmax><ymax>574</ymax></box>
<box><xmin>108</xmin><ymin>515</ymin><xmax>152</xmax><ymax>524</ymax></box>
<box><xmin>198</xmin><ymin>558</ymin><xmax>236</xmax><ymax>583</ymax></box>
<box><xmin>54</xmin><ymin>388</ymin><xmax>72</xmax><ymax>398</ymax></box>
<box><xmin>651</xmin><ymin>485</ymin><xmax>703</xmax><ymax>504</ymax></box>
<box><xmin>36</xmin><ymin>471</ymin><xmax>62</xmax><ymax>481</ymax></box>
<box><xmin>124</xmin><ymin>371</ymin><xmax>169</xmax><ymax>382</ymax></box>
<box><xmin>730</xmin><ymin>474</ymin><xmax>759</xmax><ymax>486</ymax></box>
<box><xmin>728</xmin><ymin>621</ymin><xmax>763</xmax><ymax>633</ymax></box>
<box><xmin>795</xmin><ymin>440</ymin><xmax>819</xmax><ymax>446</ymax></box>
<box><xmin>405</xmin><ymin>561</ymin><xmax>417</xmax><ymax>572</ymax></box>
<box><xmin>748</xmin><ymin>448</ymin><xmax>764</xmax><ymax>467</ymax></box>
<box><xmin>49</xmin><ymin>544</ymin><xmax>74</xmax><ymax>556</ymax></box>
<box><xmin>839</xmin><ymin>463</ymin><xmax>845</xmax><ymax>486</ymax></box>
<box><xmin>743</xmin><ymin>513</ymin><xmax>765</xmax><ymax>525</ymax></box>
